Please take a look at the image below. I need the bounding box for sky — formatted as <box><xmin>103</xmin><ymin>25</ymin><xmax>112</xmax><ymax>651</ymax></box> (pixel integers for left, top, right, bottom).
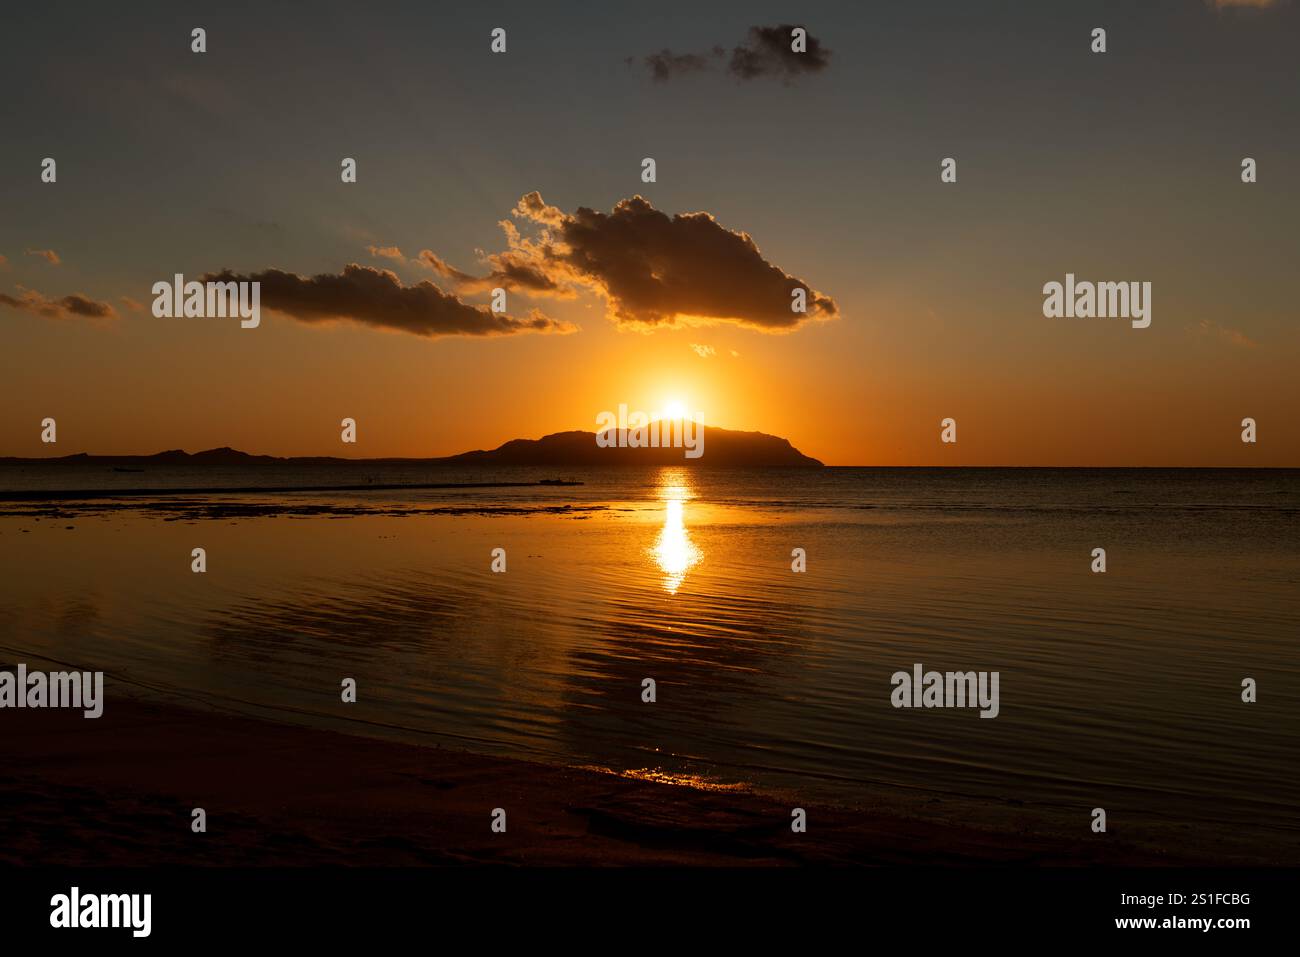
<box><xmin>1</xmin><ymin>0</ymin><xmax>1297</xmax><ymax>465</ymax></box>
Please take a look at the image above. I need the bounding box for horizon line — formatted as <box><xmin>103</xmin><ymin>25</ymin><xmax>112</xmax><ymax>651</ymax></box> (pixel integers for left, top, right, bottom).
<box><xmin>1</xmin><ymin>448</ymin><xmax>1294</xmax><ymax>471</ymax></box>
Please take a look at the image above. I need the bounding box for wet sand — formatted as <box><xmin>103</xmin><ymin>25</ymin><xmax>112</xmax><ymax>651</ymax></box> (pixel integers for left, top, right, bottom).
<box><xmin>1</xmin><ymin>697</ymin><xmax>1227</xmax><ymax>867</ymax></box>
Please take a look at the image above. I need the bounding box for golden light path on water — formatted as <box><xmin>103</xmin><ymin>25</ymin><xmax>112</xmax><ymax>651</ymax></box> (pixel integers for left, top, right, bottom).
<box><xmin>651</xmin><ymin>468</ymin><xmax>702</xmax><ymax>594</ymax></box>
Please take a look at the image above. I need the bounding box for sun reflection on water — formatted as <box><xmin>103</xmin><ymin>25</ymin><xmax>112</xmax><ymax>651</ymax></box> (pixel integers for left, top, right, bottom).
<box><xmin>652</xmin><ymin>469</ymin><xmax>702</xmax><ymax>594</ymax></box>
<box><xmin>618</xmin><ymin>768</ymin><xmax>744</xmax><ymax>791</ymax></box>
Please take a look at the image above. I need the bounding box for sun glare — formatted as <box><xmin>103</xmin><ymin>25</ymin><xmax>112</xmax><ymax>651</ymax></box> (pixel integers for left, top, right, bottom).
<box><xmin>661</xmin><ymin>398</ymin><xmax>689</xmax><ymax>421</ymax></box>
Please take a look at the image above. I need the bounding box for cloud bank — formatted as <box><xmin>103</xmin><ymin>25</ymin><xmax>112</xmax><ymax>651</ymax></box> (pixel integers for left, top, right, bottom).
<box><xmin>17</xmin><ymin>193</ymin><xmax>834</xmax><ymax>340</ymax></box>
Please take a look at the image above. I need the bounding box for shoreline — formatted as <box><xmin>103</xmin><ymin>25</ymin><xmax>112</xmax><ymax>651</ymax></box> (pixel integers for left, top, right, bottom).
<box><xmin>0</xmin><ymin>480</ymin><xmax>585</xmax><ymax>501</ymax></box>
<box><xmin>0</xmin><ymin>695</ymin><xmax>1253</xmax><ymax>867</ymax></box>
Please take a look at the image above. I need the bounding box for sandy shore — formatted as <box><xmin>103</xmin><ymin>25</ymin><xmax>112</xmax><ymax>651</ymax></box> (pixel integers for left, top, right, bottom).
<box><xmin>0</xmin><ymin>697</ymin><xmax>1229</xmax><ymax>867</ymax></box>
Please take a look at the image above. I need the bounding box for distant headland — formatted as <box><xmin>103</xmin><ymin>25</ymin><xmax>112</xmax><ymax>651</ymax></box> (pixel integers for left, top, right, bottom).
<box><xmin>0</xmin><ymin>427</ymin><xmax>824</xmax><ymax>469</ymax></box>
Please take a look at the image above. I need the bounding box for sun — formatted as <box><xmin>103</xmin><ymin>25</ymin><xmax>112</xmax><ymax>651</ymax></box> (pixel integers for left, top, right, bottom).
<box><xmin>661</xmin><ymin>398</ymin><xmax>689</xmax><ymax>421</ymax></box>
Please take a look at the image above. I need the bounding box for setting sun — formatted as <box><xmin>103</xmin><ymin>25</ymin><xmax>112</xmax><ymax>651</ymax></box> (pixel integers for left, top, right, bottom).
<box><xmin>660</xmin><ymin>399</ymin><xmax>689</xmax><ymax>421</ymax></box>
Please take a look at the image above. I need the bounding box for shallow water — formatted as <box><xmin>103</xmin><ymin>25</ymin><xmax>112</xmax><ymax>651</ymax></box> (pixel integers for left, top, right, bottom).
<box><xmin>2</xmin><ymin>466</ymin><xmax>1297</xmax><ymax>856</ymax></box>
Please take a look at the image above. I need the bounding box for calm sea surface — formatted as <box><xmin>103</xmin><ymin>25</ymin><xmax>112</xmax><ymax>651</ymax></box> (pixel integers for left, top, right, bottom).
<box><xmin>2</xmin><ymin>466</ymin><xmax>1297</xmax><ymax>856</ymax></box>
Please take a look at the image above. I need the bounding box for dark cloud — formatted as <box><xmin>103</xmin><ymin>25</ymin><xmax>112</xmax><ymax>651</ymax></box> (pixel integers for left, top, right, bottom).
<box><xmin>201</xmin><ymin>264</ymin><xmax>575</xmax><ymax>339</ymax></box>
<box><xmin>729</xmin><ymin>25</ymin><xmax>832</xmax><ymax>81</ymax></box>
<box><xmin>632</xmin><ymin>25</ymin><xmax>831</xmax><ymax>83</ymax></box>
<box><xmin>0</xmin><ymin>287</ymin><xmax>116</xmax><ymax>321</ymax></box>
<box><xmin>434</xmin><ymin>193</ymin><xmax>837</xmax><ymax>332</ymax></box>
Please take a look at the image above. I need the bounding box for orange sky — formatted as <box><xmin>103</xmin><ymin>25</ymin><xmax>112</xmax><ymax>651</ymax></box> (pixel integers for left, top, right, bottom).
<box><xmin>3</xmin><ymin>282</ymin><xmax>1296</xmax><ymax>466</ymax></box>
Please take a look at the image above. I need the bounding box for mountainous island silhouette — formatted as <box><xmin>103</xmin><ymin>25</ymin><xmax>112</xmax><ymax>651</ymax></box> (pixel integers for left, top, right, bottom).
<box><xmin>1</xmin><ymin>426</ymin><xmax>824</xmax><ymax>469</ymax></box>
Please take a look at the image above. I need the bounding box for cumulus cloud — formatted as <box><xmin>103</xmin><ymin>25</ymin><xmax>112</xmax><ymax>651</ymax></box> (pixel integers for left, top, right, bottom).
<box><xmin>691</xmin><ymin>343</ymin><xmax>717</xmax><ymax>358</ymax></box>
<box><xmin>631</xmin><ymin>25</ymin><xmax>831</xmax><ymax>83</ymax></box>
<box><xmin>25</xmin><ymin>248</ymin><xmax>61</xmax><ymax>265</ymax></box>
<box><xmin>200</xmin><ymin>264</ymin><xmax>575</xmax><ymax>339</ymax></box>
<box><xmin>0</xmin><ymin>287</ymin><xmax>116</xmax><ymax>321</ymax></box>
<box><xmin>431</xmin><ymin>192</ymin><xmax>837</xmax><ymax>332</ymax></box>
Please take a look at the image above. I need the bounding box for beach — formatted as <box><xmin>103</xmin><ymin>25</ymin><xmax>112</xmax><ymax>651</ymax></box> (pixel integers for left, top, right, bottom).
<box><xmin>1</xmin><ymin>695</ymin><xmax>1226</xmax><ymax>867</ymax></box>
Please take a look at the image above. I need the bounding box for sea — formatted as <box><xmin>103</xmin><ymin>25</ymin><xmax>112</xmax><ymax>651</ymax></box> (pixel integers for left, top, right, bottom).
<box><xmin>1</xmin><ymin>464</ymin><xmax>1296</xmax><ymax>859</ymax></box>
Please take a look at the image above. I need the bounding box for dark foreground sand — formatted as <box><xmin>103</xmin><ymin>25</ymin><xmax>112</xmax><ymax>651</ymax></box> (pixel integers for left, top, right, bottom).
<box><xmin>0</xmin><ymin>698</ymin><xmax>1245</xmax><ymax>867</ymax></box>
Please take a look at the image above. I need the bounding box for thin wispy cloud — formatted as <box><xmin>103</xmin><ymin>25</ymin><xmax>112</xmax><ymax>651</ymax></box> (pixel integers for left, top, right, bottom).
<box><xmin>1192</xmin><ymin>319</ymin><xmax>1258</xmax><ymax>347</ymax></box>
<box><xmin>25</xmin><ymin>248</ymin><xmax>61</xmax><ymax>265</ymax></box>
<box><xmin>419</xmin><ymin>243</ymin><xmax>572</xmax><ymax>298</ymax></box>
<box><xmin>638</xmin><ymin>47</ymin><xmax>725</xmax><ymax>82</ymax></box>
